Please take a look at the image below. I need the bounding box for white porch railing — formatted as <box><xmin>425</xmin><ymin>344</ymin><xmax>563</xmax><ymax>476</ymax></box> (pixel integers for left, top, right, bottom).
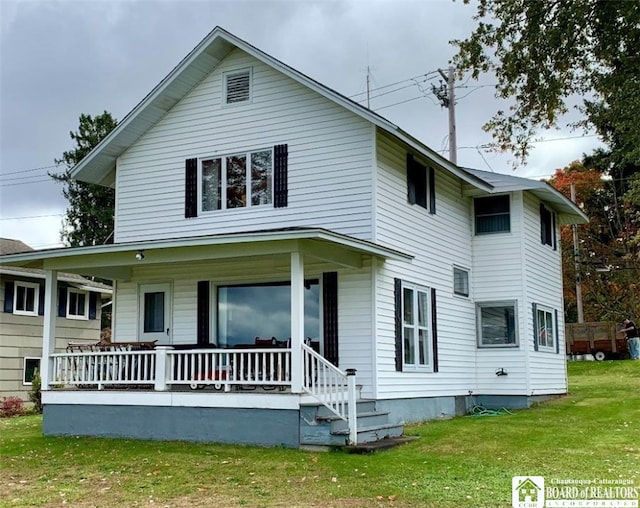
<box><xmin>51</xmin><ymin>350</ymin><xmax>156</xmax><ymax>389</ymax></box>
<box><xmin>50</xmin><ymin>347</ymin><xmax>292</xmax><ymax>391</ymax></box>
<box><xmin>302</xmin><ymin>344</ymin><xmax>358</xmax><ymax>445</ymax></box>
<box><xmin>168</xmin><ymin>348</ymin><xmax>291</xmax><ymax>390</ymax></box>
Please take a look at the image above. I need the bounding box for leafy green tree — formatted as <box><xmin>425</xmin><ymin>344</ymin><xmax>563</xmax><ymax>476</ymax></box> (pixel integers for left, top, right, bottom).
<box><xmin>50</xmin><ymin>112</ymin><xmax>117</xmax><ymax>247</ymax></box>
<box><xmin>452</xmin><ymin>0</ymin><xmax>640</xmax><ymax>166</ymax></box>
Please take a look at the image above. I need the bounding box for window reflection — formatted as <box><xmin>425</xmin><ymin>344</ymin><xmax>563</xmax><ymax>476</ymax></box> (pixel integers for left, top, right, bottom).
<box><xmin>217</xmin><ymin>281</ymin><xmax>319</xmax><ymax>347</ymax></box>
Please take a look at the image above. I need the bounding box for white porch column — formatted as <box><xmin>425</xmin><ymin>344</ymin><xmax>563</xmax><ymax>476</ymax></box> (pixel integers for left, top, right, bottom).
<box><xmin>290</xmin><ymin>251</ymin><xmax>304</xmax><ymax>393</ymax></box>
<box><xmin>41</xmin><ymin>270</ymin><xmax>58</xmax><ymax>391</ymax></box>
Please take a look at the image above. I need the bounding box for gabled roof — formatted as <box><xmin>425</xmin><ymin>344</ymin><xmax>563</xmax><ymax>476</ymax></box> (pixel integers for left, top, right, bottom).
<box><xmin>70</xmin><ymin>26</ymin><xmax>491</xmax><ymax>192</ymax></box>
<box><xmin>462</xmin><ymin>168</ymin><xmax>589</xmax><ymax>225</ymax></box>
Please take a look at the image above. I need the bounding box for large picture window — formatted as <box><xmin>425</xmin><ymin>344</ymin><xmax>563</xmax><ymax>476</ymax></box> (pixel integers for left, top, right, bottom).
<box><xmin>474</xmin><ymin>195</ymin><xmax>510</xmax><ymax>234</ymax></box>
<box><xmin>477</xmin><ymin>301</ymin><xmax>518</xmax><ymax>347</ymax></box>
<box><xmin>201</xmin><ymin>149</ymin><xmax>272</xmax><ymax>212</ymax></box>
<box><xmin>401</xmin><ymin>282</ymin><xmax>431</xmax><ymax>370</ymax></box>
<box><xmin>216</xmin><ymin>281</ymin><xmax>319</xmax><ymax>347</ymax></box>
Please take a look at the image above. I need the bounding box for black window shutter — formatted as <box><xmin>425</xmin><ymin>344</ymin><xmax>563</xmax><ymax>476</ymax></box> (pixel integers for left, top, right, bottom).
<box><xmin>197</xmin><ymin>281</ymin><xmax>210</xmax><ymax>346</ymax></box>
<box><xmin>58</xmin><ymin>288</ymin><xmax>67</xmax><ymax>317</ymax></box>
<box><xmin>428</xmin><ymin>167</ymin><xmax>436</xmax><ymax>214</ymax></box>
<box><xmin>185</xmin><ymin>158</ymin><xmax>198</xmax><ymax>218</ymax></box>
<box><xmin>431</xmin><ymin>287</ymin><xmax>438</xmax><ymax>372</ymax></box>
<box><xmin>532</xmin><ymin>303</ymin><xmax>539</xmax><ymax>351</ymax></box>
<box><xmin>552</xmin><ymin>212</ymin><xmax>557</xmax><ymax>250</ymax></box>
<box><xmin>89</xmin><ymin>293</ymin><xmax>98</xmax><ymax>320</ymax></box>
<box><xmin>274</xmin><ymin>144</ymin><xmax>288</xmax><ymax>208</ymax></box>
<box><xmin>38</xmin><ymin>283</ymin><xmax>45</xmax><ymax>315</ymax></box>
<box><xmin>4</xmin><ymin>281</ymin><xmax>14</xmax><ymax>313</ymax></box>
<box><xmin>394</xmin><ymin>278</ymin><xmax>403</xmax><ymax>371</ymax></box>
<box><xmin>323</xmin><ymin>272</ymin><xmax>339</xmax><ymax>367</ymax></box>
<box><xmin>540</xmin><ymin>204</ymin><xmax>546</xmax><ymax>244</ymax></box>
<box><xmin>554</xmin><ymin>309</ymin><xmax>560</xmax><ymax>354</ymax></box>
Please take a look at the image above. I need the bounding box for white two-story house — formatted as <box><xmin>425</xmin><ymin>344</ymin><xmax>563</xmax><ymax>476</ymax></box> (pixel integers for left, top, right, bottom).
<box><xmin>0</xmin><ymin>27</ymin><xmax>587</xmax><ymax>448</ymax></box>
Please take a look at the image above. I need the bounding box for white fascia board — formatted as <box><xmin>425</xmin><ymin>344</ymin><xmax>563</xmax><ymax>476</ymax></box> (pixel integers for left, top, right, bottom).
<box><xmin>0</xmin><ymin>229</ymin><xmax>413</xmax><ymax>267</ymax></box>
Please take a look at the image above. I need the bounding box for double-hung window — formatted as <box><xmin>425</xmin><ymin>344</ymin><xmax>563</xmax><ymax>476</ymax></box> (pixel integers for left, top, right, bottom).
<box><xmin>401</xmin><ymin>282</ymin><xmax>431</xmax><ymax>370</ymax></box>
<box><xmin>453</xmin><ymin>266</ymin><xmax>470</xmax><ymax>297</ymax></box>
<box><xmin>540</xmin><ymin>204</ymin><xmax>556</xmax><ymax>248</ymax></box>
<box><xmin>201</xmin><ymin>149</ymin><xmax>273</xmax><ymax>211</ymax></box>
<box><xmin>474</xmin><ymin>195</ymin><xmax>510</xmax><ymax>234</ymax></box>
<box><xmin>535</xmin><ymin>305</ymin><xmax>555</xmax><ymax>350</ymax></box>
<box><xmin>13</xmin><ymin>281</ymin><xmax>39</xmax><ymax>316</ymax></box>
<box><xmin>477</xmin><ymin>301</ymin><xmax>518</xmax><ymax>347</ymax></box>
<box><xmin>67</xmin><ymin>289</ymin><xmax>89</xmax><ymax>320</ymax></box>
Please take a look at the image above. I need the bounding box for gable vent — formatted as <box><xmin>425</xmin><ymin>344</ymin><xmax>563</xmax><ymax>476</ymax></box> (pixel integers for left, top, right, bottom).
<box><xmin>225</xmin><ymin>70</ymin><xmax>251</xmax><ymax>104</ymax></box>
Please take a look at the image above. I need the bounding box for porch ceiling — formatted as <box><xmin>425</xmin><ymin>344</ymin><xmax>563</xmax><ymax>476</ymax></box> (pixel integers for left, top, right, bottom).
<box><xmin>0</xmin><ymin>228</ymin><xmax>412</xmax><ymax>280</ymax></box>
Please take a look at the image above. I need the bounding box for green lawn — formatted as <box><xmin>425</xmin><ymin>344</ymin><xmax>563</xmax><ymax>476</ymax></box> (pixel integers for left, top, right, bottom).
<box><xmin>1</xmin><ymin>361</ymin><xmax>639</xmax><ymax>507</ymax></box>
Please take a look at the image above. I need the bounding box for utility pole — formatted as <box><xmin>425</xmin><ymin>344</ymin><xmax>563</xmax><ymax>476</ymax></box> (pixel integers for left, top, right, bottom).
<box><xmin>434</xmin><ymin>66</ymin><xmax>457</xmax><ymax>164</ymax></box>
<box><xmin>571</xmin><ymin>182</ymin><xmax>584</xmax><ymax>323</ymax></box>
<box><xmin>366</xmin><ymin>65</ymin><xmax>371</xmax><ymax>109</ymax></box>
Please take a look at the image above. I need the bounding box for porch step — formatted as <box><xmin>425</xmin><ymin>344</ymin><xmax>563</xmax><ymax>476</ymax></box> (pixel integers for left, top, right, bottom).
<box><xmin>344</xmin><ymin>436</ymin><xmax>419</xmax><ymax>454</ymax></box>
<box><xmin>299</xmin><ymin>399</ymin><xmax>406</xmax><ymax>448</ymax></box>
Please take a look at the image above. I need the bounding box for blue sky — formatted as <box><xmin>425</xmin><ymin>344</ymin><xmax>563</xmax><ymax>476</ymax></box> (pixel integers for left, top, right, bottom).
<box><xmin>0</xmin><ymin>0</ymin><xmax>601</xmax><ymax>249</ymax></box>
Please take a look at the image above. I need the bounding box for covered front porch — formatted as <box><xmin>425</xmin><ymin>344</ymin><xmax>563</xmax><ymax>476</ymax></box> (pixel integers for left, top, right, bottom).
<box><xmin>1</xmin><ymin>228</ymin><xmax>411</xmax><ymax>446</ymax></box>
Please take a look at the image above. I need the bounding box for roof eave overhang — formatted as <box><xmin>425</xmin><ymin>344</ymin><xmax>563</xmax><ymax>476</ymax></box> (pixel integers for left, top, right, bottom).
<box><xmin>0</xmin><ymin>229</ymin><xmax>412</xmax><ymax>279</ymax></box>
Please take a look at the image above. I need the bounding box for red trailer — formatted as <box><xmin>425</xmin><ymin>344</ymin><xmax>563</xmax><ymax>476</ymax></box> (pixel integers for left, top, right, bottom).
<box><xmin>566</xmin><ymin>322</ymin><xmax>628</xmax><ymax>360</ymax></box>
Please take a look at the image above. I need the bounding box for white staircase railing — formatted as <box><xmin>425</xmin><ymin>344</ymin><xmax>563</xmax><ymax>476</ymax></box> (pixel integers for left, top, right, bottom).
<box><xmin>302</xmin><ymin>344</ymin><xmax>358</xmax><ymax>445</ymax></box>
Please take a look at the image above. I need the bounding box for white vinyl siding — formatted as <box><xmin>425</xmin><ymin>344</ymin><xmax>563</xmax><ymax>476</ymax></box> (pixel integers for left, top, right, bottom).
<box><xmin>374</xmin><ymin>130</ymin><xmax>476</xmax><ymax>398</ymax></box>
<box><xmin>114</xmin><ymin>49</ymin><xmax>374</xmax><ymax>243</ymax></box>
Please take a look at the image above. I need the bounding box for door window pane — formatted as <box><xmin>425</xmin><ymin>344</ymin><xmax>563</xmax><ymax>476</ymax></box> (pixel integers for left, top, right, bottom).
<box><xmin>144</xmin><ymin>292</ymin><xmax>165</xmax><ymax>333</ymax></box>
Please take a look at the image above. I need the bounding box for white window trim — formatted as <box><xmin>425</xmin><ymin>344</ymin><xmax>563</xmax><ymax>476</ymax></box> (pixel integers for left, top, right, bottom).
<box><xmin>66</xmin><ymin>288</ymin><xmax>89</xmax><ymax>320</ymax></box>
<box><xmin>199</xmin><ymin>148</ymin><xmax>274</xmax><ymax>213</ymax></box>
<box><xmin>13</xmin><ymin>281</ymin><xmax>39</xmax><ymax>316</ymax></box>
<box><xmin>401</xmin><ymin>281</ymin><xmax>432</xmax><ymax>372</ymax></box>
<box><xmin>23</xmin><ymin>357</ymin><xmax>41</xmax><ymax>385</ymax></box>
<box><xmin>477</xmin><ymin>300</ymin><xmax>519</xmax><ymax>348</ymax></box>
<box><xmin>453</xmin><ymin>265</ymin><xmax>470</xmax><ymax>298</ymax></box>
<box><xmin>536</xmin><ymin>304</ymin><xmax>556</xmax><ymax>352</ymax></box>
<box><xmin>222</xmin><ymin>67</ymin><xmax>252</xmax><ymax>106</ymax></box>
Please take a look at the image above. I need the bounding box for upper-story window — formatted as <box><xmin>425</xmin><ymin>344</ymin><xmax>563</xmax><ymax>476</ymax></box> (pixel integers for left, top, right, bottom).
<box><xmin>407</xmin><ymin>154</ymin><xmax>436</xmax><ymax>213</ymax></box>
<box><xmin>224</xmin><ymin>69</ymin><xmax>251</xmax><ymax>105</ymax></box>
<box><xmin>13</xmin><ymin>281</ymin><xmax>39</xmax><ymax>316</ymax></box>
<box><xmin>67</xmin><ymin>288</ymin><xmax>89</xmax><ymax>320</ymax></box>
<box><xmin>201</xmin><ymin>149</ymin><xmax>272</xmax><ymax>211</ymax></box>
<box><xmin>540</xmin><ymin>204</ymin><xmax>557</xmax><ymax>248</ymax></box>
<box><xmin>474</xmin><ymin>195</ymin><xmax>510</xmax><ymax>234</ymax></box>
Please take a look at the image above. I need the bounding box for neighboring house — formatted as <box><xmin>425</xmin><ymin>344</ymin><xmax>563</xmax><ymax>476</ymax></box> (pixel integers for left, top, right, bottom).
<box><xmin>0</xmin><ymin>27</ymin><xmax>587</xmax><ymax>447</ymax></box>
<box><xmin>0</xmin><ymin>238</ymin><xmax>111</xmax><ymax>403</ymax></box>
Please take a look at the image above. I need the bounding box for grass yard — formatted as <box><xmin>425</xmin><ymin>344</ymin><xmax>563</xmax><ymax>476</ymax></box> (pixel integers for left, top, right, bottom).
<box><xmin>1</xmin><ymin>361</ymin><xmax>639</xmax><ymax>507</ymax></box>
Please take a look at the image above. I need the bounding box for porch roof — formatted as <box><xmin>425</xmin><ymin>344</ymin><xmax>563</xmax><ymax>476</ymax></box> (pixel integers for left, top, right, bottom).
<box><xmin>0</xmin><ymin>228</ymin><xmax>412</xmax><ymax>280</ymax></box>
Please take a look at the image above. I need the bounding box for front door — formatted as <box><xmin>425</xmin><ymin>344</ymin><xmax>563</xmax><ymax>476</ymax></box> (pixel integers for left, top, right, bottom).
<box><xmin>139</xmin><ymin>283</ymin><xmax>172</xmax><ymax>343</ymax></box>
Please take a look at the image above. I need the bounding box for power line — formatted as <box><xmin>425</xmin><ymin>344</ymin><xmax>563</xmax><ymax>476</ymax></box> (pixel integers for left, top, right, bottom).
<box><xmin>0</xmin><ymin>163</ymin><xmax>63</xmax><ymax>177</ymax></box>
<box><xmin>0</xmin><ymin>213</ymin><xmax>64</xmax><ymax>221</ymax></box>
